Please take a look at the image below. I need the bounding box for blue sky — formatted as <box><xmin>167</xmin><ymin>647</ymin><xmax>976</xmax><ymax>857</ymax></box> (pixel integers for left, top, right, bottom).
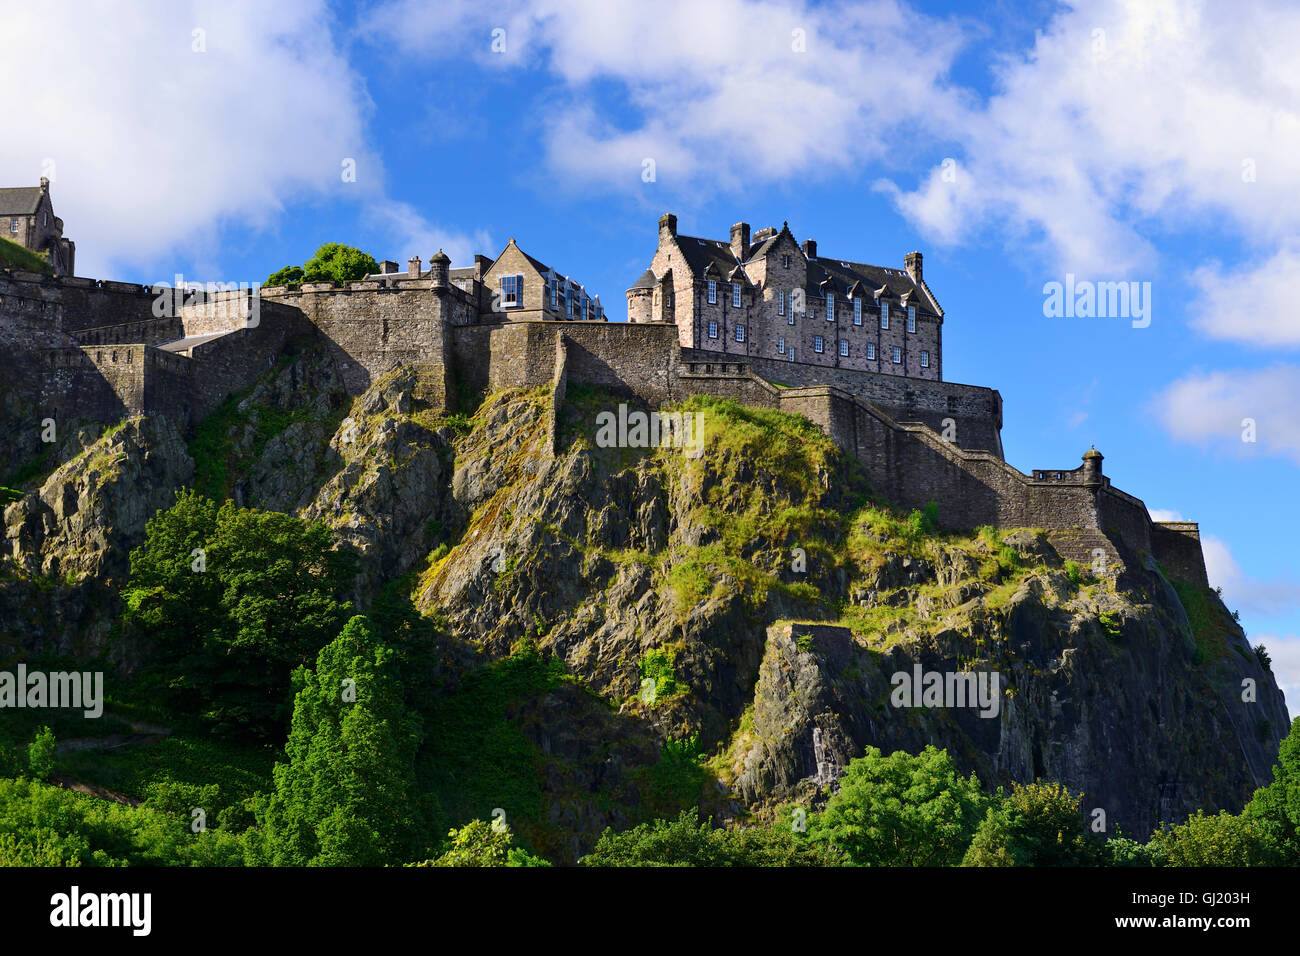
<box><xmin>3</xmin><ymin>0</ymin><xmax>1297</xmax><ymax>707</ymax></box>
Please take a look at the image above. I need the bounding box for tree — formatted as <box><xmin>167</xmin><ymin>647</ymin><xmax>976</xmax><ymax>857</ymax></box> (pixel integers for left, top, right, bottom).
<box><xmin>1243</xmin><ymin>716</ymin><xmax>1300</xmax><ymax>863</ymax></box>
<box><xmin>810</xmin><ymin>745</ymin><xmax>990</xmax><ymax>866</ymax></box>
<box><xmin>962</xmin><ymin>781</ymin><xmax>1103</xmax><ymax>866</ymax></box>
<box><xmin>582</xmin><ymin>810</ymin><xmax>838</xmax><ymax>867</ymax></box>
<box><xmin>1148</xmin><ymin>810</ymin><xmax>1274</xmax><ymax>866</ymax></box>
<box><xmin>249</xmin><ymin>616</ymin><xmax>427</xmax><ymax>866</ymax></box>
<box><xmin>412</xmin><ymin>819</ymin><xmax>549</xmax><ymax>867</ymax></box>
<box><xmin>123</xmin><ymin>490</ymin><xmax>356</xmax><ymax>737</ymax></box>
<box><xmin>301</xmin><ymin>243</ymin><xmax>378</xmax><ymax>284</ymax></box>
<box><xmin>264</xmin><ymin>264</ymin><xmax>304</xmax><ymax>288</ymax></box>
<box><xmin>27</xmin><ymin>727</ymin><xmax>56</xmax><ymax>781</ymax></box>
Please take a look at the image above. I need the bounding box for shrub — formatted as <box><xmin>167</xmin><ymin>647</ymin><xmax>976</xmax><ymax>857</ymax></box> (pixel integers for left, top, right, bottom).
<box><xmin>27</xmin><ymin>726</ymin><xmax>56</xmax><ymax>781</ymax></box>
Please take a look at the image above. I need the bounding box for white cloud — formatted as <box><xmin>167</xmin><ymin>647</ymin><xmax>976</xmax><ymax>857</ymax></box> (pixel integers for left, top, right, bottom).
<box><xmin>1153</xmin><ymin>365</ymin><xmax>1300</xmax><ymax>465</ymax></box>
<box><xmin>366</xmin><ymin>199</ymin><xmax>493</xmax><ymax>271</ymax></box>
<box><xmin>882</xmin><ymin>0</ymin><xmax>1300</xmax><ymax>277</ymax></box>
<box><xmin>1255</xmin><ymin>634</ymin><xmax>1300</xmax><ymax>716</ymax></box>
<box><xmin>0</xmin><ymin>0</ymin><xmax>479</xmax><ymax>279</ymax></box>
<box><xmin>364</xmin><ymin>0</ymin><xmax>969</xmax><ymax>194</ymax></box>
<box><xmin>1198</xmin><ymin>534</ymin><xmax>1300</xmax><ymax>622</ymax></box>
<box><xmin>1148</xmin><ymin>508</ymin><xmax>1184</xmax><ymax>523</ymax></box>
<box><xmin>1189</xmin><ymin>242</ymin><xmax>1300</xmax><ymax>347</ymax></box>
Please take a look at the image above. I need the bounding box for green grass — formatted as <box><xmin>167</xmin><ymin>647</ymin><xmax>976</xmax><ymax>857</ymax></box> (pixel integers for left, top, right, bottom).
<box><xmin>0</xmin><ymin>236</ymin><xmax>51</xmax><ymax>274</ymax></box>
<box><xmin>1171</xmin><ymin>579</ymin><xmax>1233</xmax><ymax>666</ymax></box>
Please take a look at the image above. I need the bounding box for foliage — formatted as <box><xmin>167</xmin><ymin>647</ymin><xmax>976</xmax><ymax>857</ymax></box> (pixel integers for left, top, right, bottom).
<box><xmin>638</xmin><ymin>646</ymin><xmax>680</xmax><ymax>702</ymax></box>
<box><xmin>582</xmin><ymin>810</ymin><xmax>838</xmax><ymax>867</ymax></box>
<box><xmin>961</xmin><ymin>781</ymin><xmax>1103</xmax><ymax>866</ymax></box>
<box><xmin>27</xmin><ymin>726</ymin><xmax>56</xmax><ymax>781</ymax></box>
<box><xmin>302</xmin><ymin>243</ymin><xmax>379</xmax><ymax>284</ymax></box>
<box><xmin>810</xmin><ymin>745</ymin><xmax>991</xmax><ymax>866</ymax></box>
<box><xmin>1242</xmin><ymin>716</ymin><xmax>1300</xmax><ymax>864</ymax></box>
<box><xmin>248</xmin><ymin>616</ymin><xmax>427</xmax><ymax>866</ymax></box>
<box><xmin>413</xmin><ymin>819</ymin><xmax>549</xmax><ymax>867</ymax></box>
<box><xmin>1148</xmin><ymin>810</ymin><xmax>1275</xmax><ymax>866</ymax></box>
<box><xmin>122</xmin><ymin>489</ymin><xmax>357</xmax><ymax>737</ymax></box>
<box><xmin>264</xmin><ymin>264</ymin><xmax>304</xmax><ymax>288</ymax></box>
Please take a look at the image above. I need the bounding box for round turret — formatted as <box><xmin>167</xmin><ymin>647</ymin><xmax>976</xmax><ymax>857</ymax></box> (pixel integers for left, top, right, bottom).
<box><xmin>429</xmin><ymin>248</ymin><xmax>450</xmax><ymax>287</ymax></box>
<box><xmin>626</xmin><ymin>268</ymin><xmax>655</xmax><ymax>323</ymax></box>
<box><xmin>1082</xmin><ymin>445</ymin><xmax>1103</xmax><ymax>483</ymax></box>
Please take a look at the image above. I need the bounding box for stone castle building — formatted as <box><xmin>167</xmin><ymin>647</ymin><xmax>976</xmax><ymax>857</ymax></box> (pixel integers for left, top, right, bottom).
<box><xmin>0</xmin><ymin>203</ymin><xmax>1210</xmax><ymax>587</ymax></box>
<box><xmin>0</xmin><ymin>179</ymin><xmax>75</xmax><ymax>275</ymax></box>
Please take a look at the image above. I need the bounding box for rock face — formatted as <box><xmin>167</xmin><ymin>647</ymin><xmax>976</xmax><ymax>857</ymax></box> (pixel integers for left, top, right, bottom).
<box><xmin>0</xmin><ymin>370</ymin><xmax>1290</xmax><ymax>849</ymax></box>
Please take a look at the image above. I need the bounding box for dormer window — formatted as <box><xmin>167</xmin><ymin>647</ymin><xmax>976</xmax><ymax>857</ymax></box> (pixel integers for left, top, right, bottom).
<box><xmin>733</xmin><ymin>283</ymin><xmax>742</xmax><ymax>307</ymax></box>
<box><xmin>907</xmin><ymin>306</ymin><xmax>916</xmax><ymax>332</ymax></box>
<box><xmin>853</xmin><ymin>298</ymin><xmax>862</xmax><ymax>325</ymax></box>
<box><xmin>880</xmin><ymin>301</ymin><xmax>890</xmax><ymax>329</ymax></box>
<box><xmin>707</xmin><ymin>279</ymin><xmax>717</xmax><ymax>304</ymax></box>
<box><xmin>825</xmin><ymin>292</ymin><xmax>834</xmax><ymax>321</ymax></box>
<box><xmin>549</xmin><ymin>275</ymin><xmax>558</xmax><ymax>308</ymax></box>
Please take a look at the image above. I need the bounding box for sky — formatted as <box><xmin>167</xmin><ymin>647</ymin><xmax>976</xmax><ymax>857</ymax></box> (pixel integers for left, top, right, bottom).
<box><xmin>2</xmin><ymin>0</ymin><xmax>1297</xmax><ymax>710</ymax></box>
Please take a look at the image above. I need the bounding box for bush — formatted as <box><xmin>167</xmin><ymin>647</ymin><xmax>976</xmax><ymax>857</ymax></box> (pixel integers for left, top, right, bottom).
<box><xmin>582</xmin><ymin>810</ymin><xmax>836</xmax><ymax>867</ymax></box>
<box><xmin>28</xmin><ymin>726</ymin><xmax>56</xmax><ymax>781</ymax></box>
<box><xmin>962</xmin><ymin>781</ymin><xmax>1103</xmax><ymax>866</ymax></box>
<box><xmin>1149</xmin><ymin>811</ymin><xmax>1275</xmax><ymax>866</ymax></box>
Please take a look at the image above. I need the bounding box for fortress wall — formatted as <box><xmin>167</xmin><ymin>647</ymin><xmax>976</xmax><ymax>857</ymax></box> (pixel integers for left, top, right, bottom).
<box><xmin>701</xmin><ymin>350</ymin><xmax>1004</xmax><ymax>457</ymax></box>
<box><xmin>1151</xmin><ymin>522</ymin><xmax>1210</xmax><ymax>588</ymax></box>
<box><xmin>40</xmin><ymin>346</ymin><xmax>143</xmax><ymax>424</ymax></box>
<box><xmin>72</xmin><ymin>316</ymin><xmax>183</xmax><ymax>346</ymax></box>
<box><xmin>1098</xmin><ymin>486</ymin><xmax>1155</xmax><ymax>559</ymax></box>
<box><xmin>261</xmin><ymin>285</ymin><xmax>450</xmax><ymax>395</ymax></box>
<box><xmin>0</xmin><ymin>271</ymin><xmax>160</xmax><ymax>333</ymax></box>
<box><xmin>142</xmin><ymin>349</ymin><xmax>195</xmax><ymax>427</ymax></box>
<box><xmin>185</xmin><ymin>312</ymin><xmax>307</xmax><ymax>422</ymax></box>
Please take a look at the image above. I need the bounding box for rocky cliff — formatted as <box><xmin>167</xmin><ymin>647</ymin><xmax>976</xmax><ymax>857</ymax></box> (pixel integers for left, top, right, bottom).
<box><xmin>0</xmin><ymin>354</ymin><xmax>1288</xmax><ymax>853</ymax></box>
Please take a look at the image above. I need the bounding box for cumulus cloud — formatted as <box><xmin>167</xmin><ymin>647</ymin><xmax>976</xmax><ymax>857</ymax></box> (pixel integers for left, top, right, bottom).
<box><xmin>878</xmin><ymin>0</ymin><xmax>1300</xmax><ymax>276</ymax></box>
<box><xmin>1189</xmin><ymin>242</ymin><xmax>1300</xmax><ymax>347</ymax></box>
<box><xmin>364</xmin><ymin>0</ymin><xmax>969</xmax><ymax>194</ymax></box>
<box><xmin>1254</xmin><ymin>634</ymin><xmax>1300</xmax><ymax>713</ymax></box>
<box><xmin>1152</xmin><ymin>365</ymin><xmax>1300</xmax><ymax>464</ymax></box>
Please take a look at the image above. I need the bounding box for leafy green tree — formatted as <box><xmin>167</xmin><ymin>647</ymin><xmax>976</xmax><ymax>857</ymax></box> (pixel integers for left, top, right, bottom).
<box><xmin>27</xmin><ymin>726</ymin><xmax>56</xmax><ymax>781</ymax></box>
<box><xmin>810</xmin><ymin>745</ymin><xmax>990</xmax><ymax>866</ymax></box>
<box><xmin>249</xmin><ymin>616</ymin><xmax>426</xmax><ymax>866</ymax></box>
<box><xmin>962</xmin><ymin>781</ymin><xmax>1103</xmax><ymax>866</ymax></box>
<box><xmin>123</xmin><ymin>490</ymin><xmax>356</xmax><ymax>737</ymax></box>
<box><xmin>1243</xmin><ymin>716</ymin><xmax>1300</xmax><ymax>864</ymax></box>
<box><xmin>582</xmin><ymin>809</ymin><xmax>838</xmax><ymax>867</ymax></box>
<box><xmin>301</xmin><ymin>243</ymin><xmax>378</xmax><ymax>284</ymax></box>
<box><xmin>264</xmin><ymin>264</ymin><xmax>304</xmax><ymax>288</ymax></box>
<box><xmin>412</xmin><ymin>819</ymin><xmax>550</xmax><ymax>867</ymax></box>
<box><xmin>1148</xmin><ymin>810</ymin><xmax>1275</xmax><ymax>866</ymax></box>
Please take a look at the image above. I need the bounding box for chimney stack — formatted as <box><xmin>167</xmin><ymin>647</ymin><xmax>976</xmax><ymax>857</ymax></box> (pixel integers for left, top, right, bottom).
<box><xmin>39</xmin><ymin>177</ymin><xmax>49</xmax><ymax>192</ymax></box>
<box><xmin>408</xmin><ymin>256</ymin><xmax>421</xmax><ymax>278</ymax></box>
<box><xmin>658</xmin><ymin>213</ymin><xmax>678</xmax><ymax>242</ymax></box>
<box><xmin>905</xmin><ymin>251</ymin><xmax>923</xmax><ymax>283</ymax></box>
<box><xmin>729</xmin><ymin>222</ymin><xmax>750</xmax><ymax>260</ymax></box>
<box><xmin>801</xmin><ymin>238</ymin><xmax>817</xmax><ymax>259</ymax></box>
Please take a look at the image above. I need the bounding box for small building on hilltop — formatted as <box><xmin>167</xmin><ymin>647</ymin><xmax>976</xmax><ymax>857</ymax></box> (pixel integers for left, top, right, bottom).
<box><xmin>0</xmin><ymin>178</ymin><xmax>75</xmax><ymax>275</ymax></box>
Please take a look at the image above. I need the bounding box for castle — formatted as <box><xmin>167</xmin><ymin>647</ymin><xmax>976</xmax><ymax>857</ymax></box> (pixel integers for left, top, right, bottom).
<box><xmin>1</xmin><ymin>179</ymin><xmax>75</xmax><ymax>275</ymax></box>
<box><xmin>0</xmin><ymin>206</ymin><xmax>1210</xmax><ymax>586</ymax></box>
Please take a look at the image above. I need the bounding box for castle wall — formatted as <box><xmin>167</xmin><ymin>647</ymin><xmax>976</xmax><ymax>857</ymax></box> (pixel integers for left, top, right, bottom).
<box><xmin>1151</xmin><ymin>522</ymin><xmax>1210</xmax><ymax>587</ymax></box>
<box><xmin>261</xmin><ymin>282</ymin><xmax>455</xmax><ymax>396</ymax></box>
<box><xmin>693</xmin><ymin>350</ymin><xmax>1003</xmax><ymax>458</ymax></box>
<box><xmin>0</xmin><ymin>271</ymin><xmax>161</xmax><ymax>334</ymax></box>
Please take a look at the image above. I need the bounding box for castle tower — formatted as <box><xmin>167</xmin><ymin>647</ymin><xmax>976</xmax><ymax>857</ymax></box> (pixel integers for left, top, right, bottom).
<box><xmin>626</xmin><ymin>268</ymin><xmax>655</xmax><ymax>323</ymax></box>
<box><xmin>1082</xmin><ymin>445</ymin><xmax>1103</xmax><ymax>484</ymax></box>
<box><xmin>429</xmin><ymin>249</ymin><xmax>450</xmax><ymax>288</ymax></box>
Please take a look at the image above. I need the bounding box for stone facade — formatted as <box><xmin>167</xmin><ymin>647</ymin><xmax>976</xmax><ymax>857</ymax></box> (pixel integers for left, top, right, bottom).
<box><xmin>0</xmin><ymin>179</ymin><xmax>75</xmax><ymax>275</ymax></box>
<box><xmin>630</xmin><ymin>215</ymin><xmax>941</xmax><ymax>381</ymax></box>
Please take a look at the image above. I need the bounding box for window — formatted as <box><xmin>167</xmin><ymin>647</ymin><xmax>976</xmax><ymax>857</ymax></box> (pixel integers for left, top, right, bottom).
<box><xmin>566</xmin><ymin>287</ymin><xmax>574</xmax><ymax>317</ymax></box>
<box><xmin>733</xmin><ymin>283</ymin><xmax>742</xmax><ymax>307</ymax></box>
<box><xmin>788</xmin><ymin>310</ymin><xmax>795</xmax><ymax>326</ymax></box>
<box><xmin>778</xmin><ymin>290</ymin><xmax>785</xmax><ymax>315</ymax></box>
<box><xmin>880</xmin><ymin>302</ymin><xmax>890</xmax><ymax>329</ymax></box>
<box><xmin>501</xmin><ymin>274</ymin><xmax>523</xmax><ymax>307</ymax></box>
<box><xmin>708</xmin><ymin>320</ymin><xmax>718</xmax><ymax>339</ymax></box>
<box><xmin>708</xmin><ymin>279</ymin><xmax>717</xmax><ymax>304</ymax></box>
<box><xmin>813</xmin><ymin>335</ymin><xmax>824</xmax><ymax>353</ymax></box>
<box><xmin>866</xmin><ymin>343</ymin><xmax>876</xmax><ymax>360</ymax></box>
<box><xmin>838</xmin><ymin>339</ymin><xmax>848</xmax><ymax>357</ymax></box>
<box><xmin>920</xmin><ymin>350</ymin><xmax>930</xmax><ymax>368</ymax></box>
<box><xmin>549</xmin><ymin>275</ymin><xmax>558</xmax><ymax>308</ymax></box>
<box><xmin>8</xmin><ymin>219</ymin><xmax>16</xmax><ymax>234</ymax></box>
<box><xmin>907</xmin><ymin>306</ymin><xmax>916</xmax><ymax>332</ymax></box>
<box><xmin>781</xmin><ymin>254</ymin><xmax>791</xmax><ymax>268</ymax></box>
<box><xmin>853</xmin><ymin>298</ymin><xmax>862</xmax><ymax>325</ymax></box>
<box><xmin>892</xmin><ymin>347</ymin><xmax>902</xmax><ymax>364</ymax></box>
<box><xmin>42</xmin><ymin>212</ymin><xmax>47</xmax><ymax>226</ymax></box>
<box><xmin>825</xmin><ymin>292</ymin><xmax>834</xmax><ymax>321</ymax></box>
<box><xmin>735</xmin><ymin>324</ymin><xmax>746</xmax><ymax>342</ymax></box>
<box><xmin>777</xmin><ymin>336</ymin><xmax>786</xmax><ymax>354</ymax></box>
<box><xmin>809</xmin><ymin>307</ymin><xmax>815</xmax><ymax>319</ymax></box>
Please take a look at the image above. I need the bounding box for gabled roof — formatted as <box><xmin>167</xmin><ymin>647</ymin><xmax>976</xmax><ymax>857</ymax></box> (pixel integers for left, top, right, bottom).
<box><xmin>0</xmin><ymin>187</ymin><xmax>42</xmax><ymax>216</ymax></box>
<box><xmin>627</xmin><ymin>268</ymin><xmax>656</xmax><ymax>292</ymax></box>
<box><xmin>673</xmin><ymin>233</ymin><xmax>744</xmax><ymax>278</ymax></box>
<box><xmin>745</xmin><ymin>222</ymin><xmax>797</xmax><ymax>262</ymax></box>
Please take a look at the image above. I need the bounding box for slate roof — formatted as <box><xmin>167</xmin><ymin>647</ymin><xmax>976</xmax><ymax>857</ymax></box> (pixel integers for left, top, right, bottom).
<box><xmin>628</xmin><ymin>268</ymin><xmax>656</xmax><ymax>291</ymax></box>
<box><xmin>0</xmin><ymin>187</ymin><xmax>42</xmax><ymax>216</ymax></box>
<box><xmin>670</xmin><ymin>221</ymin><xmax>942</xmax><ymax>316</ymax></box>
